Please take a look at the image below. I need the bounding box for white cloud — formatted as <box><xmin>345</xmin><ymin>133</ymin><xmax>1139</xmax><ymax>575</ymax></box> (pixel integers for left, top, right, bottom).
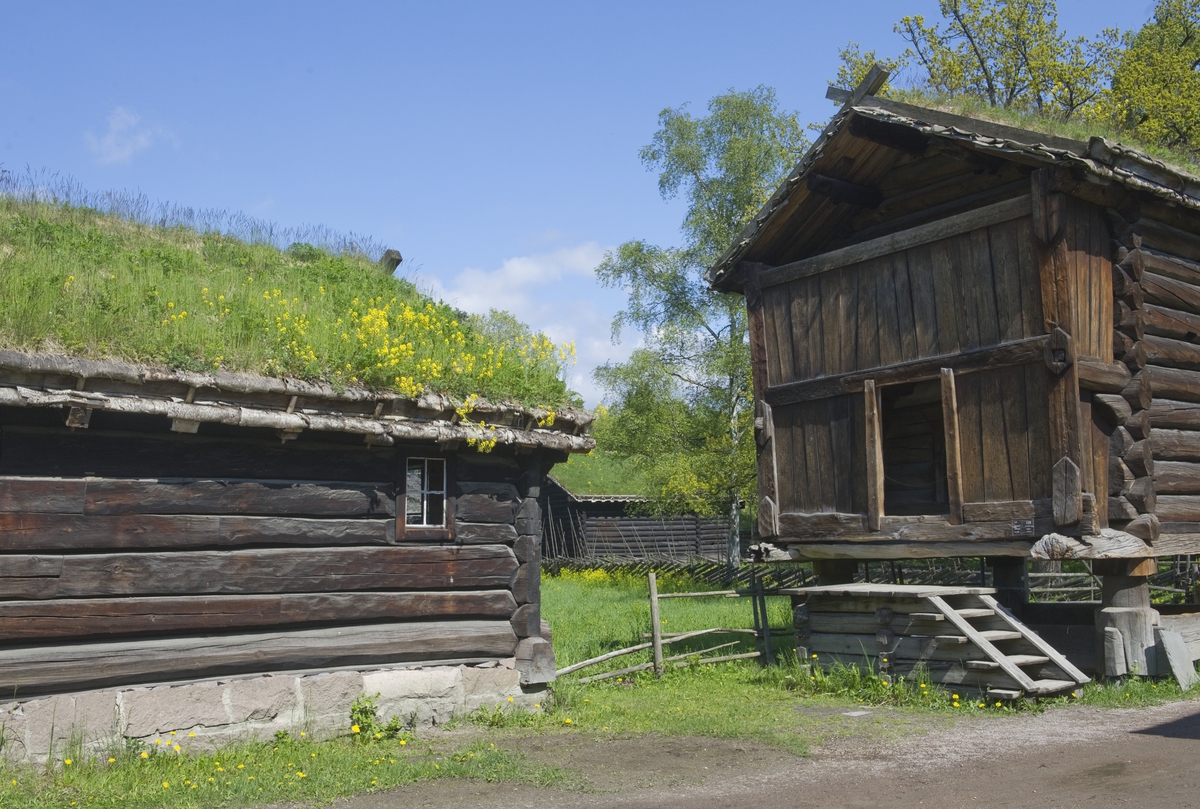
<box><xmin>84</xmin><ymin>107</ymin><xmax>164</xmax><ymax>164</ymax></box>
<box><xmin>415</xmin><ymin>242</ymin><xmax>638</xmax><ymax>407</ymax></box>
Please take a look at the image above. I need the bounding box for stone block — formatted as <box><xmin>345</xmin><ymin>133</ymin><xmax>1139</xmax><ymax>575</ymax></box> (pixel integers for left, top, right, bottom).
<box><xmin>363</xmin><ymin>667</ymin><xmax>463</xmax><ymax>728</ymax></box>
<box><xmin>122</xmin><ymin>682</ymin><xmax>230</xmax><ymax>738</ymax></box>
<box><xmin>298</xmin><ymin>670</ymin><xmax>364</xmax><ymax>735</ymax></box>
<box><xmin>461</xmin><ymin>666</ymin><xmax>521</xmax><ymax>711</ymax></box>
<box><xmin>226</xmin><ymin>675</ymin><xmax>298</xmax><ymax>724</ymax></box>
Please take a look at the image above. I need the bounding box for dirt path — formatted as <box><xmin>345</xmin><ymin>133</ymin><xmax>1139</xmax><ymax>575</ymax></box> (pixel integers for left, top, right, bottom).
<box><xmin>318</xmin><ymin>699</ymin><xmax>1200</xmax><ymax>808</ymax></box>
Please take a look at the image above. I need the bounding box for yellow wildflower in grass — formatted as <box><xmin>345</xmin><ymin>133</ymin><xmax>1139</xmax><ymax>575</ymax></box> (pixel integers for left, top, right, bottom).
<box><xmin>162</xmin><ymin>782</ymin><xmax>169</xmax><ymax>789</ymax></box>
<box><xmin>351</xmin><ymin>725</ymin><xmax>360</xmax><ymax>734</ymax></box>
<box><xmin>140</xmin><ymin>752</ymin><xmax>149</xmax><ymax>759</ymax></box>
<box><xmin>108</xmin><ymin>758</ymin><xmax>115</xmax><ymax>764</ymax></box>
<box><xmin>64</xmin><ymin>759</ymin><xmax>72</xmax><ymax>766</ymax></box>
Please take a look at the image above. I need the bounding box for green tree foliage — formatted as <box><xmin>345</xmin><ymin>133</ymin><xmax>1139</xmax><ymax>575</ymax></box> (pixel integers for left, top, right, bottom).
<box><xmin>594</xmin><ymin>88</ymin><xmax>808</xmax><ymax>517</ymax></box>
<box><xmin>1101</xmin><ymin>0</ymin><xmax>1200</xmax><ymax>158</ymax></box>
<box><xmin>895</xmin><ymin>0</ymin><xmax>1119</xmax><ymax>119</ymax></box>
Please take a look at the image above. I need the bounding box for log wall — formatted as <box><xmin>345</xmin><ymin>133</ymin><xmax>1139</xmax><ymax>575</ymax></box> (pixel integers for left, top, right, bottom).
<box><xmin>0</xmin><ymin>412</ymin><xmax>551</xmax><ymax>696</ymax></box>
<box><xmin>1105</xmin><ymin>198</ymin><xmax>1200</xmax><ymax>547</ymax></box>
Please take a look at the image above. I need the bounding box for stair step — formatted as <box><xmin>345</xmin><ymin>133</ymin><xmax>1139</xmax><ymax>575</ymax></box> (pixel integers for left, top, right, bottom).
<box><xmin>985</xmin><ymin>689</ymin><xmax>1022</xmax><ymax>700</ymax></box>
<box><xmin>955</xmin><ymin>608</ymin><xmax>995</xmax><ymax>619</ymax></box>
<box><xmin>965</xmin><ymin>654</ymin><xmax>1049</xmax><ymax>671</ymax></box>
<box><xmin>978</xmin><ymin>630</ymin><xmax>1023</xmax><ymax>642</ymax></box>
<box><xmin>1030</xmin><ymin>678</ymin><xmax>1079</xmax><ymax>695</ymax></box>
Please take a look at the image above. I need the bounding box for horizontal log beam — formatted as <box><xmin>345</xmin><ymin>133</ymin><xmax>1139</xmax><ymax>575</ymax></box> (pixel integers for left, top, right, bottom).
<box><xmin>0</xmin><ymin>590</ymin><xmax>518</xmax><ymax>641</ymax></box>
<box><xmin>1144</xmin><ymin>304</ymin><xmax>1200</xmax><ymax>342</ymax></box>
<box><xmin>1151</xmin><ymin>429</ymin><xmax>1200</xmax><ymax>461</ymax></box>
<box><xmin>0</xmin><ymin>545</ymin><xmax>517</xmax><ymax>599</ymax></box>
<box><xmin>0</xmin><ymin>513</ymin><xmax>397</xmax><ymax>552</ymax></box>
<box><xmin>1151</xmin><ymin>460</ymin><xmax>1200</xmax><ymax>494</ymax></box>
<box><xmin>759</xmin><ymin>195</ymin><xmax>1031</xmax><ymax>288</ymax></box>
<box><xmin>1148</xmin><ymin>399</ymin><xmax>1200</xmax><ymax>430</ymax></box>
<box><xmin>807</xmin><ymin>173</ymin><xmax>883</xmax><ymax>208</ymax></box>
<box><xmin>1077</xmin><ymin>357</ymin><xmax>1132</xmax><ymax>393</ymax></box>
<box><xmin>765</xmin><ymin>337</ymin><xmax>1047</xmax><ymax>406</ymax></box>
<box><xmin>83</xmin><ymin>479</ymin><xmax>396</xmax><ymax>517</ymax></box>
<box><xmin>0</xmin><ymin>619</ymin><xmax>518</xmax><ymax>696</ymax></box>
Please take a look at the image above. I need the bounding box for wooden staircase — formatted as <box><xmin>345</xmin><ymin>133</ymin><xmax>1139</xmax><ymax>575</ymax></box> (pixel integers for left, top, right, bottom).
<box><xmin>789</xmin><ymin>584</ymin><xmax>1090</xmax><ymax>699</ymax></box>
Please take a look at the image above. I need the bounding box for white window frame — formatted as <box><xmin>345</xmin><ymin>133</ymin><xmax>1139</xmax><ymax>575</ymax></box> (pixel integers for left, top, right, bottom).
<box><xmin>405</xmin><ymin>457</ymin><xmax>447</xmax><ymax>527</ymax></box>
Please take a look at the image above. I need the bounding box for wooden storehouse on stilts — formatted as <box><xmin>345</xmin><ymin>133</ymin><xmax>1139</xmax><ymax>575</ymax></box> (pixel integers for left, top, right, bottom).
<box><xmin>0</xmin><ymin>350</ymin><xmax>592</xmax><ymax>700</ymax></box>
<box><xmin>707</xmin><ymin>69</ymin><xmax>1200</xmax><ymax>693</ymax></box>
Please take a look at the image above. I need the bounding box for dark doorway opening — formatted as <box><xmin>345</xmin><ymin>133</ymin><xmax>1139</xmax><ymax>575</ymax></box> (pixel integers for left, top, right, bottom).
<box><xmin>880</xmin><ymin>379</ymin><xmax>948</xmax><ymax>516</ymax></box>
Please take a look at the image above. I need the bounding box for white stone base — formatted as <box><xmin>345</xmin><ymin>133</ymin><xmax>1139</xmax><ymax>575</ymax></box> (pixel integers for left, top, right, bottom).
<box><xmin>0</xmin><ymin>659</ymin><xmax>545</xmax><ymax>764</ymax></box>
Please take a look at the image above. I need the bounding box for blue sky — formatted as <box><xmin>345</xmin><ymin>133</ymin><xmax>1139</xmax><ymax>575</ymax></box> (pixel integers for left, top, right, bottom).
<box><xmin>1</xmin><ymin>1</ymin><xmax>1155</xmax><ymax>405</ymax></box>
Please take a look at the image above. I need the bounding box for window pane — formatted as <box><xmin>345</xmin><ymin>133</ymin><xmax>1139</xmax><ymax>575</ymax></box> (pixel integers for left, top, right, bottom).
<box><xmin>427</xmin><ymin>459</ymin><xmax>446</xmax><ymax>493</ymax></box>
<box><xmin>406</xmin><ymin>492</ymin><xmax>423</xmax><ymax>526</ymax></box>
<box><xmin>426</xmin><ymin>493</ymin><xmax>444</xmax><ymax>526</ymax></box>
<box><xmin>407</xmin><ymin>459</ymin><xmax>425</xmax><ymax>494</ymax></box>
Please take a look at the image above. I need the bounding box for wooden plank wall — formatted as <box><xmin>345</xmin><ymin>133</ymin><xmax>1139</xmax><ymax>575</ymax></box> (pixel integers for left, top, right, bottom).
<box><xmin>769</xmin><ymin>215</ymin><xmax>1053</xmax><ymax>514</ymax></box>
<box><xmin>0</xmin><ymin>419</ymin><xmax>545</xmax><ymax>696</ymax></box>
<box><xmin>761</xmin><ymin>216</ymin><xmax>1045</xmax><ymax>385</ymax></box>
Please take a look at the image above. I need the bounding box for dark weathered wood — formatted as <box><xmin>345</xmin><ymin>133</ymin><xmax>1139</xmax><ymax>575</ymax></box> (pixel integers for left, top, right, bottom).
<box><xmin>1139</xmin><ymin>247</ymin><xmax>1200</xmax><ymax>285</ymax></box>
<box><xmin>1126</xmin><ymin>512</ymin><xmax>1162</xmax><ymax>542</ymax></box>
<box><xmin>0</xmin><ymin>513</ymin><xmax>402</xmax><ymax>552</ymax></box>
<box><xmin>513</xmin><ymin>534</ymin><xmax>541</xmax><ymax>564</ymax></box>
<box><xmin>0</xmin><ymin>478</ymin><xmax>86</xmax><ymax>514</ymax></box>
<box><xmin>1077</xmin><ymin>357</ymin><xmax>1131</xmax><ymax>392</ymax></box>
<box><xmin>1053</xmin><ymin>457</ymin><xmax>1083</xmax><ymax>526</ymax></box>
<box><xmin>1122</xmin><ymin>373</ymin><xmax>1153</xmax><ymax>410</ymax></box>
<box><xmin>1143</xmin><ymin>304</ymin><xmax>1200</xmax><ymax>342</ymax></box>
<box><xmin>765</xmin><ymin>337</ymin><xmax>1047</xmax><ymax>406</ymax></box>
<box><xmin>0</xmin><ymin>590</ymin><xmax>518</xmax><ymax>640</ymax></box>
<box><xmin>84</xmin><ymin>479</ymin><xmax>396</xmax><ymax>516</ymax></box>
<box><xmin>1122</xmin><ymin>218</ymin><xmax>1200</xmax><ymax>264</ymax></box>
<box><xmin>1125</xmin><ymin>439</ymin><xmax>1155</xmax><ymax>477</ymax></box>
<box><xmin>0</xmin><ymin>620</ymin><xmax>518</xmax><ymax>695</ymax></box>
<box><xmin>452</xmin><ymin>522</ymin><xmax>518</xmax><ymax>544</ymax></box>
<box><xmin>759</xmin><ymin>195</ymin><xmax>1032</xmax><ymax>289</ymax></box>
<box><xmin>454</xmin><ymin>490</ymin><xmax>519</xmax><ymax>524</ymax></box>
<box><xmin>219</xmin><ymin>516</ymin><xmax>394</xmax><ymax>546</ymax></box>
<box><xmin>1110</xmin><ymin>495</ymin><xmax>1139</xmax><ymax>521</ymax></box>
<box><xmin>962</xmin><ymin>499</ymin><xmax>1051</xmax><ymax>521</ymax></box>
<box><xmin>1152</xmin><ymin>429</ymin><xmax>1200</xmax><ymax>461</ymax></box>
<box><xmin>1147</xmin><ymin>399</ymin><xmax>1200</xmax><ymax>430</ymax></box>
<box><xmin>509</xmin><ymin>602</ymin><xmax>541</xmax><ymax>638</ymax></box>
<box><xmin>864</xmin><ymin>380</ymin><xmax>884</xmax><ymax>531</ymax></box>
<box><xmin>1143</xmin><ymin>272</ymin><xmax>1200</xmax><ymax>318</ymax></box>
<box><xmin>1126</xmin><ymin>476</ymin><xmax>1157</xmax><ymax>513</ymax></box>
<box><xmin>0</xmin><ymin>545</ymin><xmax>518</xmax><ymax>599</ymax></box>
<box><xmin>807</xmin><ymin>173</ymin><xmax>883</xmax><ymax>208</ymax></box>
<box><xmin>1142</xmin><ymin>335</ymin><xmax>1200</xmax><ymax>373</ymax></box>
<box><xmin>510</xmin><ymin>561</ymin><xmax>540</xmax><ymax>605</ymax></box>
<box><xmin>940</xmin><ymin>369</ymin><xmax>965</xmax><ymax>525</ymax></box>
<box><xmin>1094</xmin><ymin>393</ymin><xmax>1133</xmax><ymax>425</ymax></box>
<box><xmin>0</xmin><ymin>427</ymin><xmax>395</xmax><ymax>482</ymax></box>
<box><xmin>777</xmin><ymin>511</ymin><xmax>1056</xmax><ymax>543</ymax></box>
<box><xmin>1156</xmin><ymin>495</ymin><xmax>1200</xmax><ymax>522</ymax></box>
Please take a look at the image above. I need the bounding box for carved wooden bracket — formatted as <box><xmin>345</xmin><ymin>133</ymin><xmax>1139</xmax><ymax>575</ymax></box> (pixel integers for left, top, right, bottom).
<box><xmin>1044</xmin><ymin>327</ymin><xmax>1074</xmax><ymax>375</ymax></box>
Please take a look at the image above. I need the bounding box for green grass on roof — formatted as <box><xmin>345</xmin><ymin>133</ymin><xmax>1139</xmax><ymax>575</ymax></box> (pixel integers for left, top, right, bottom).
<box><xmin>0</xmin><ymin>195</ymin><xmax>574</xmax><ymax>408</ymax></box>
<box><xmin>887</xmin><ymin>90</ymin><xmax>1200</xmax><ymax>179</ymax></box>
<box><xmin>551</xmin><ymin>451</ymin><xmax>651</xmax><ymax>497</ymax></box>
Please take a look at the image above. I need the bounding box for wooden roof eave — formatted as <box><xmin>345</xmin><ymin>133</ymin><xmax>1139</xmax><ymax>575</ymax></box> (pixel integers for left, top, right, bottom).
<box><xmin>0</xmin><ymin>350</ymin><xmax>596</xmax><ymax>454</ymax></box>
<box><xmin>707</xmin><ymin>89</ymin><xmax>1200</xmax><ymax>293</ymax></box>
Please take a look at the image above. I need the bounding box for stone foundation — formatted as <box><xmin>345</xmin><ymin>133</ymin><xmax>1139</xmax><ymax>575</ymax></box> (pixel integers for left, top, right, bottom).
<box><xmin>0</xmin><ymin>659</ymin><xmax>543</xmax><ymax>764</ymax></box>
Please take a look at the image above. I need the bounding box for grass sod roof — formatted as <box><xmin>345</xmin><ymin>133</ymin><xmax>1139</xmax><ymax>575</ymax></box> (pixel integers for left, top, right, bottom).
<box><xmin>707</xmin><ymin>86</ymin><xmax>1200</xmax><ymax>290</ymax></box>
<box><xmin>0</xmin><ymin>192</ymin><xmax>592</xmax><ymax>447</ymax></box>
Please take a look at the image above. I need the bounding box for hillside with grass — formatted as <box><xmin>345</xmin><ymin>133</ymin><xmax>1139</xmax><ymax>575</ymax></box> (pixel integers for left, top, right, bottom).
<box><xmin>0</xmin><ymin>188</ymin><xmax>575</xmax><ymax>408</ymax></box>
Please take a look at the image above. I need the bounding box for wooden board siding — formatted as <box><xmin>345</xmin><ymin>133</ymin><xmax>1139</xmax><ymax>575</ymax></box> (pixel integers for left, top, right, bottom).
<box><xmin>759</xmin><ymin>215</ymin><xmax>1044</xmax><ymax>386</ymax></box>
<box><xmin>773</xmin><ymin>395</ymin><xmax>862</xmax><ymax>514</ymax></box>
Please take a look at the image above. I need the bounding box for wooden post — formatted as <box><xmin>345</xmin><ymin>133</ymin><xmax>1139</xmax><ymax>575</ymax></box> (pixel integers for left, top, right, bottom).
<box><xmin>864</xmin><ymin>379</ymin><xmax>884</xmax><ymax>531</ymax></box>
<box><xmin>940</xmin><ymin>368</ymin><xmax>964</xmax><ymax>525</ymax></box>
<box><xmin>988</xmin><ymin>557</ymin><xmax>1027</xmax><ymax>617</ymax></box>
<box><xmin>648</xmin><ymin>571</ymin><xmax>664</xmax><ymax>677</ymax></box>
<box><xmin>1094</xmin><ymin>558</ymin><xmax>1158</xmax><ymax>677</ymax></box>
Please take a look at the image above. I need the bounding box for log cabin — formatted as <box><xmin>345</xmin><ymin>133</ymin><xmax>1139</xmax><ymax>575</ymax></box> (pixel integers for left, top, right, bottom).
<box><xmin>707</xmin><ymin>69</ymin><xmax>1200</xmax><ymax>676</ymax></box>
<box><xmin>0</xmin><ymin>349</ymin><xmax>592</xmax><ymax>698</ymax></box>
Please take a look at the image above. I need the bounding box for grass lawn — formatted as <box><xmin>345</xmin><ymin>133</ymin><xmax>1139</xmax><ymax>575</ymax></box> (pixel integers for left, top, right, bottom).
<box><xmin>0</xmin><ymin>567</ymin><xmax>1196</xmax><ymax>807</ymax></box>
